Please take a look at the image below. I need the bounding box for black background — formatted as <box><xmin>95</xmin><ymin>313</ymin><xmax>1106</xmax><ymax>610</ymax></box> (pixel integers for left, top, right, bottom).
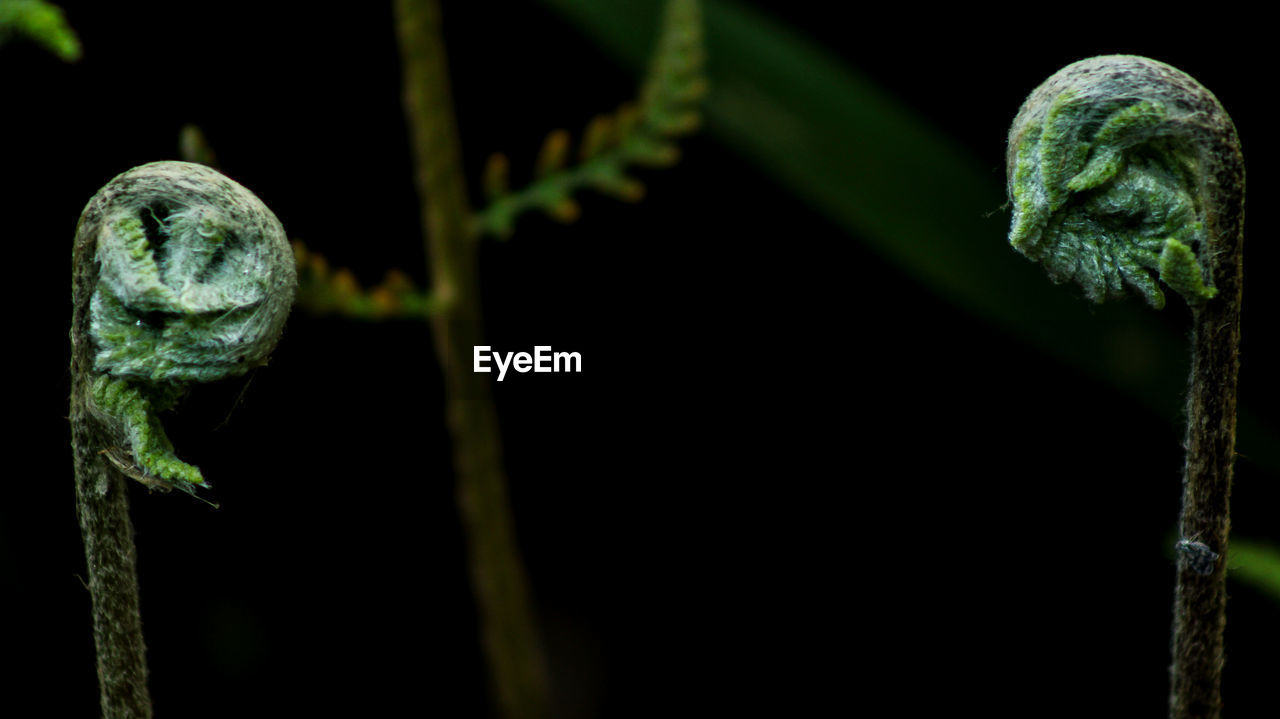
<box><xmin>3</xmin><ymin>2</ymin><xmax>1278</xmax><ymax>717</ymax></box>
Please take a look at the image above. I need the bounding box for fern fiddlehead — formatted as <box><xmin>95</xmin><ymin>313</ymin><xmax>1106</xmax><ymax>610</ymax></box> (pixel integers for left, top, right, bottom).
<box><xmin>1007</xmin><ymin>55</ymin><xmax>1238</xmax><ymax>309</ymax></box>
<box><xmin>75</xmin><ymin>160</ymin><xmax>296</xmax><ymax>493</ymax></box>
<box><xmin>1006</xmin><ymin>56</ymin><xmax>1244</xmax><ymax>719</ymax></box>
<box><xmin>70</xmin><ymin>161</ymin><xmax>295</xmax><ymax>718</ymax></box>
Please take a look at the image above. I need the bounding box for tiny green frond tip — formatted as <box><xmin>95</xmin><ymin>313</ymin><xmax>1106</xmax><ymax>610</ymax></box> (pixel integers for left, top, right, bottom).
<box><xmin>1160</xmin><ymin>239</ymin><xmax>1217</xmax><ymax>304</ymax></box>
<box><xmin>0</xmin><ymin>0</ymin><xmax>81</xmax><ymax>61</ymax></box>
<box><xmin>91</xmin><ymin>375</ymin><xmax>206</xmax><ymax>491</ymax></box>
<box><xmin>1006</xmin><ymin>55</ymin><xmax>1224</xmax><ymax>309</ymax></box>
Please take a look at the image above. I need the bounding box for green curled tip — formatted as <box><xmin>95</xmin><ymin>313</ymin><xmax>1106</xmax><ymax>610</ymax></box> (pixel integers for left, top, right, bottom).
<box><xmin>1006</xmin><ymin>55</ymin><xmax>1225</xmax><ymax>309</ymax></box>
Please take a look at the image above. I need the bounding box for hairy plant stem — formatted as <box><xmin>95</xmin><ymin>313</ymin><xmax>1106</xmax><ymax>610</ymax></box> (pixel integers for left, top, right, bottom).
<box><xmin>393</xmin><ymin>2</ymin><xmax>550</xmax><ymax>718</ymax></box>
<box><xmin>1171</xmin><ymin>137</ymin><xmax>1244</xmax><ymax>719</ymax></box>
<box><xmin>71</xmin><ymin>211</ymin><xmax>153</xmax><ymax>719</ymax></box>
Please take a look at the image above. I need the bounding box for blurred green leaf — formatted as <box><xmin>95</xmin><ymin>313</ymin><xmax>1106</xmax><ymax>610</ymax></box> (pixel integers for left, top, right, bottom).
<box><xmin>539</xmin><ymin>0</ymin><xmax>1279</xmax><ymax>477</ymax></box>
<box><xmin>0</xmin><ymin>0</ymin><xmax>81</xmax><ymax>61</ymax></box>
<box><xmin>1230</xmin><ymin>539</ymin><xmax>1280</xmax><ymax>604</ymax></box>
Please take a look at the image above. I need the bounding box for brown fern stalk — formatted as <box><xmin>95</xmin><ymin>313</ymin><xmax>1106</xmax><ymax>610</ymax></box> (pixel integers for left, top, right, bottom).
<box><xmin>69</xmin><ymin>380</ymin><xmax>152</xmax><ymax>719</ymax></box>
<box><xmin>392</xmin><ymin>2</ymin><xmax>551</xmax><ymax>718</ymax></box>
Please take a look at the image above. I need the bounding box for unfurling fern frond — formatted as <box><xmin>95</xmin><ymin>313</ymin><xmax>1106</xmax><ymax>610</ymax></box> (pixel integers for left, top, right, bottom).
<box><xmin>292</xmin><ymin>241</ymin><xmax>439</xmax><ymax>320</ymax></box>
<box><xmin>473</xmin><ymin>0</ymin><xmax>706</xmax><ymax>239</ymax></box>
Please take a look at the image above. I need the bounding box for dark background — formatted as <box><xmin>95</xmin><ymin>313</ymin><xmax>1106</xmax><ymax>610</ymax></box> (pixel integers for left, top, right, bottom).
<box><xmin>3</xmin><ymin>2</ymin><xmax>1278</xmax><ymax>716</ymax></box>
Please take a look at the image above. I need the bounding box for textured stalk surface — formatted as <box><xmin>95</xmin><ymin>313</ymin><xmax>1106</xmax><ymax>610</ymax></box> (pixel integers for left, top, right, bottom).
<box><xmin>71</xmin><ymin>193</ymin><xmax>153</xmax><ymax>719</ymax></box>
<box><xmin>1172</xmin><ymin>123</ymin><xmax>1243</xmax><ymax>719</ymax></box>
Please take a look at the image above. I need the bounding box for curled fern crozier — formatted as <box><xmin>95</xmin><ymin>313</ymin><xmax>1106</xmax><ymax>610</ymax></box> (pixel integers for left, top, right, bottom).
<box><xmin>1006</xmin><ymin>55</ymin><xmax>1238</xmax><ymax>309</ymax></box>
<box><xmin>75</xmin><ymin>161</ymin><xmax>296</xmax><ymax>492</ymax></box>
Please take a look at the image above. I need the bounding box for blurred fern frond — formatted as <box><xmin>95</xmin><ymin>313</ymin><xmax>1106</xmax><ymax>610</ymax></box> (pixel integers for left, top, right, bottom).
<box><xmin>188</xmin><ymin>0</ymin><xmax>706</xmax><ymax>320</ymax></box>
<box><xmin>1230</xmin><ymin>539</ymin><xmax>1280</xmax><ymax>605</ymax></box>
<box><xmin>472</xmin><ymin>0</ymin><xmax>705</xmax><ymax>239</ymax></box>
<box><xmin>293</xmin><ymin>241</ymin><xmax>439</xmax><ymax>320</ymax></box>
<box><xmin>0</xmin><ymin>0</ymin><xmax>80</xmax><ymax>61</ymax></box>
<box><xmin>179</xmin><ymin>123</ymin><xmax>219</xmax><ymax>168</ymax></box>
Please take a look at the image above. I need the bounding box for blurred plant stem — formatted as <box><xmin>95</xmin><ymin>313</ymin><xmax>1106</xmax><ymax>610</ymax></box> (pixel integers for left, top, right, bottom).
<box><xmin>392</xmin><ymin>2</ymin><xmax>550</xmax><ymax>718</ymax></box>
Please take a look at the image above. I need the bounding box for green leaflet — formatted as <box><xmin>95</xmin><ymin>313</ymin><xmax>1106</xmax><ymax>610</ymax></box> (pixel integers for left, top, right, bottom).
<box><xmin>0</xmin><ymin>0</ymin><xmax>80</xmax><ymax>61</ymax></box>
<box><xmin>1230</xmin><ymin>539</ymin><xmax>1280</xmax><ymax>605</ymax></box>
<box><xmin>92</xmin><ymin>374</ymin><xmax>206</xmax><ymax>491</ymax></box>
